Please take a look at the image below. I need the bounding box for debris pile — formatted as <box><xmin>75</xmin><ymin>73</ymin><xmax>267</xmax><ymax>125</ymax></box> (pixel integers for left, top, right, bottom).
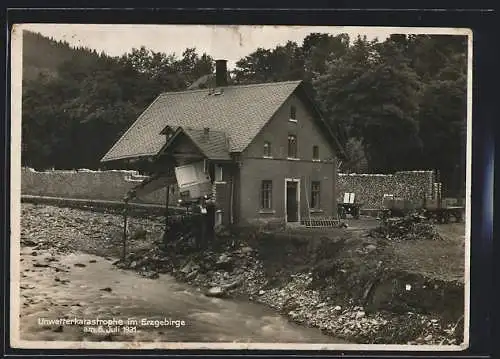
<box><xmin>370</xmin><ymin>214</ymin><xmax>442</xmax><ymax>241</ymax></box>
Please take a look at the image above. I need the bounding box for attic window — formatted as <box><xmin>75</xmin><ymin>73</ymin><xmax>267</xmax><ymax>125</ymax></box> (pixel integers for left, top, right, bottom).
<box><xmin>263</xmin><ymin>141</ymin><xmax>272</xmax><ymax>157</ymax></box>
<box><xmin>312</xmin><ymin>145</ymin><xmax>320</xmax><ymax>161</ymax></box>
<box><xmin>287</xmin><ymin>134</ymin><xmax>297</xmax><ymax>158</ymax></box>
<box><xmin>289</xmin><ymin>105</ymin><xmax>297</xmax><ymax>122</ymax></box>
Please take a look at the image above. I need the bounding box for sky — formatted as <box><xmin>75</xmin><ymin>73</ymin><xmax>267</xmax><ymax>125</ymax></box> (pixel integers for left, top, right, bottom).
<box><xmin>20</xmin><ymin>24</ymin><xmax>469</xmax><ymax>69</ymax></box>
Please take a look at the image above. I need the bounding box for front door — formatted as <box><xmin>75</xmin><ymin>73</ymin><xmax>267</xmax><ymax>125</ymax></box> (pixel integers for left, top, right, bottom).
<box><xmin>286</xmin><ymin>181</ymin><xmax>298</xmax><ymax>223</ymax></box>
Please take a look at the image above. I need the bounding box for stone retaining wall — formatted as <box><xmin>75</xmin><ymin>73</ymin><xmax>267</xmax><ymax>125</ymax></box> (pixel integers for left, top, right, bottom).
<box><xmin>21</xmin><ymin>168</ymin><xmax>436</xmax><ymax>211</ymax></box>
<box><xmin>21</xmin><ymin>167</ymin><xmax>178</xmax><ymax>205</ymax></box>
<box><xmin>337</xmin><ymin>171</ymin><xmax>436</xmax><ymax>209</ymax></box>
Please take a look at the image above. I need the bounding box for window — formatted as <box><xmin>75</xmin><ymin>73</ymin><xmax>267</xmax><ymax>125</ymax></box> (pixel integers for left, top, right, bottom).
<box><xmin>288</xmin><ymin>134</ymin><xmax>297</xmax><ymax>158</ymax></box>
<box><xmin>215</xmin><ymin>210</ymin><xmax>223</xmax><ymax>226</ymax></box>
<box><xmin>290</xmin><ymin>105</ymin><xmax>297</xmax><ymax>121</ymax></box>
<box><xmin>263</xmin><ymin>141</ymin><xmax>272</xmax><ymax>157</ymax></box>
<box><xmin>214</xmin><ymin>165</ymin><xmax>223</xmax><ymax>182</ymax></box>
<box><xmin>311</xmin><ymin>181</ymin><xmax>321</xmax><ymax>209</ymax></box>
<box><xmin>312</xmin><ymin>145</ymin><xmax>319</xmax><ymax>160</ymax></box>
<box><xmin>261</xmin><ymin>180</ymin><xmax>273</xmax><ymax>209</ymax></box>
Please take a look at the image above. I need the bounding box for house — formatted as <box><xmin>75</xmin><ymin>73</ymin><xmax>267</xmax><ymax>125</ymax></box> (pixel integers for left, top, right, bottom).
<box><xmin>101</xmin><ymin>60</ymin><xmax>347</xmax><ymax>227</ymax></box>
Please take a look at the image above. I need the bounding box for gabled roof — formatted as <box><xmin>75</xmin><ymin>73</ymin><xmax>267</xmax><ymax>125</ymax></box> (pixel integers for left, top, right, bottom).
<box><xmin>101</xmin><ymin>80</ymin><xmax>302</xmax><ymax>162</ymax></box>
<box><xmin>101</xmin><ymin>80</ymin><xmax>347</xmax><ymax>162</ymax></box>
<box><xmin>183</xmin><ymin>128</ymin><xmax>231</xmax><ymax>161</ymax></box>
<box><xmin>159</xmin><ymin>126</ymin><xmax>231</xmax><ymax>161</ymax></box>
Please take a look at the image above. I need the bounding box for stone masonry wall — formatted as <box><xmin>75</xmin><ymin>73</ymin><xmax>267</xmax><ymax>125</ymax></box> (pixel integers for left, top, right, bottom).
<box><xmin>21</xmin><ymin>168</ymin><xmax>436</xmax><ymax>211</ymax></box>
<box><xmin>337</xmin><ymin>171</ymin><xmax>436</xmax><ymax>209</ymax></box>
<box><xmin>21</xmin><ymin>167</ymin><xmax>179</xmax><ymax>205</ymax></box>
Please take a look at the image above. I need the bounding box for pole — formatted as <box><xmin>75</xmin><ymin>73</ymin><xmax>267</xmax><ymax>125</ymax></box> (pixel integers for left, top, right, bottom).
<box><xmin>165</xmin><ymin>184</ymin><xmax>170</xmax><ymax>229</ymax></box>
<box><xmin>122</xmin><ymin>199</ymin><xmax>128</xmax><ymax>260</ymax></box>
<box><xmin>304</xmin><ymin>176</ymin><xmax>312</xmax><ymax>227</ymax></box>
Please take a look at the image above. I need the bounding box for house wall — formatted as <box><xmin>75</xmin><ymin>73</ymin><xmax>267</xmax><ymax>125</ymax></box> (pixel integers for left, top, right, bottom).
<box><xmin>212</xmin><ymin>162</ymin><xmax>236</xmax><ymax>226</ymax></box>
<box><xmin>237</xmin><ymin>92</ymin><xmax>338</xmax><ymax>227</ymax></box>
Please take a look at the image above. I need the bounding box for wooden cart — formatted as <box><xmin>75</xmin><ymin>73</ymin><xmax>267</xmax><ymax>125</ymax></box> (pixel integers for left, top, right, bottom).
<box><xmin>337</xmin><ymin>192</ymin><xmax>361</xmax><ymax>219</ymax></box>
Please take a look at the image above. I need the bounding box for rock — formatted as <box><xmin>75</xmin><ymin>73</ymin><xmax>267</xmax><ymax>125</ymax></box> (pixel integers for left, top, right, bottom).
<box><xmin>22</xmin><ymin>239</ymin><xmax>37</xmax><ymax>247</ymax></box>
<box><xmin>334</xmin><ymin>306</ymin><xmax>342</xmax><ymax>311</ymax></box>
<box><xmin>89</xmin><ymin>259</ymin><xmax>97</xmax><ymax>263</ymax></box>
<box><xmin>53</xmin><ymin>325</ymin><xmax>64</xmax><ymax>332</ymax></box>
<box><xmin>100</xmin><ymin>287</ymin><xmax>112</xmax><ymax>292</ymax></box>
<box><xmin>316</xmin><ymin>302</ymin><xmax>327</xmax><ymax>308</ymax></box>
<box><xmin>215</xmin><ymin>255</ymin><xmax>234</xmax><ymax>271</ymax></box>
<box><xmin>205</xmin><ymin>286</ymin><xmax>225</xmax><ymax>298</ymax></box>
<box><xmin>258</xmin><ymin>290</ymin><xmax>266</xmax><ymax>295</ymax></box>
<box><xmin>180</xmin><ymin>260</ymin><xmax>199</xmax><ymax>274</ymax></box>
<box><xmin>240</xmin><ymin>246</ymin><xmax>253</xmax><ymax>254</ymax></box>
<box><xmin>74</xmin><ymin>263</ymin><xmax>86</xmax><ymax>268</ymax></box>
<box><xmin>33</xmin><ymin>262</ymin><xmax>49</xmax><ymax>268</ymax></box>
<box><xmin>186</xmin><ymin>270</ymin><xmax>198</xmax><ymax>281</ymax></box>
<box><xmin>217</xmin><ymin>253</ymin><xmax>232</xmax><ymax>264</ymax></box>
<box><xmin>355</xmin><ymin>311</ymin><xmax>366</xmax><ymax>319</ymax></box>
<box><xmin>20</xmin><ymin>284</ymin><xmax>35</xmax><ymax>290</ymax></box>
<box><xmin>365</xmin><ymin>244</ymin><xmax>377</xmax><ymax>253</ymax></box>
<box><xmin>130</xmin><ymin>261</ymin><xmax>137</xmax><ymax>269</ymax></box>
<box><xmin>224</xmin><ymin>278</ymin><xmax>243</xmax><ymax>290</ymax></box>
<box><xmin>424</xmin><ymin>334</ymin><xmax>433</xmax><ymax>341</ymax></box>
<box><xmin>146</xmin><ymin>272</ymin><xmax>159</xmax><ymax>279</ymax></box>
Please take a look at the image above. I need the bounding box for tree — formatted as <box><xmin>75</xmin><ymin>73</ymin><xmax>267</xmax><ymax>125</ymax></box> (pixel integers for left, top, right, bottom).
<box><xmin>417</xmin><ymin>51</ymin><xmax>467</xmax><ymax>196</ymax></box>
<box><xmin>314</xmin><ymin>36</ymin><xmax>423</xmax><ymax>173</ymax></box>
<box><xmin>302</xmin><ymin>33</ymin><xmax>350</xmax><ymax>79</ymax></box>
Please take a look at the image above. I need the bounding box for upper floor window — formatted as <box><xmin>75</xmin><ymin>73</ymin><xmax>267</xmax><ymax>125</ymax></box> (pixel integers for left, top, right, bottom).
<box><xmin>289</xmin><ymin>105</ymin><xmax>297</xmax><ymax>122</ymax></box>
<box><xmin>288</xmin><ymin>134</ymin><xmax>297</xmax><ymax>158</ymax></box>
<box><xmin>311</xmin><ymin>181</ymin><xmax>321</xmax><ymax>209</ymax></box>
<box><xmin>312</xmin><ymin>145</ymin><xmax>319</xmax><ymax>160</ymax></box>
<box><xmin>263</xmin><ymin>141</ymin><xmax>272</xmax><ymax>157</ymax></box>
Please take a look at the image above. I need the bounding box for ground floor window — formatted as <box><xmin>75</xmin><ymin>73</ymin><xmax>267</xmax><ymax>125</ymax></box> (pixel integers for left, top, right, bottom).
<box><xmin>215</xmin><ymin>210</ymin><xmax>223</xmax><ymax>226</ymax></box>
<box><xmin>311</xmin><ymin>181</ymin><xmax>321</xmax><ymax>209</ymax></box>
<box><xmin>261</xmin><ymin>180</ymin><xmax>273</xmax><ymax>209</ymax></box>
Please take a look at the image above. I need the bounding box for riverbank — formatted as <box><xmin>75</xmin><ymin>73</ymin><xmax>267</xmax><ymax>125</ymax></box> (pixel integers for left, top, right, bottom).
<box><xmin>19</xmin><ymin>203</ymin><xmax>465</xmax><ymax>345</ymax></box>
<box><xmin>116</xmin><ymin>225</ymin><xmax>465</xmax><ymax>345</ymax></box>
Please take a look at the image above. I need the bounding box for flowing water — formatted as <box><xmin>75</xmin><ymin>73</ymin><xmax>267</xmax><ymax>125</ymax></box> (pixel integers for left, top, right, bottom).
<box><xmin>19</xmin><ymin>249</ymin><xmax>347</xmax><ymax>344</ymax></box>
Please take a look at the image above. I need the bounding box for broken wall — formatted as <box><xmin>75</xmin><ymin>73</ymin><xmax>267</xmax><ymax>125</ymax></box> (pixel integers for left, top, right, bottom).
<box><xmin>21</xmin><ymin>167</ymin><xmax>179</xmax><ymax>205</ymax></box>
<box><xmin>337</xmin><ymin>171</ymin><xmax>435</xmax><ymax>209</ymax></box>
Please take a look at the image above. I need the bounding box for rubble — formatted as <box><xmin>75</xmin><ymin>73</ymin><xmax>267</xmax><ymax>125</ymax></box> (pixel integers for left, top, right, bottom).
<box><xmin>369</xmin><ymin>214</ymin><xmax>442</xmax><ymax>241</ymax></box>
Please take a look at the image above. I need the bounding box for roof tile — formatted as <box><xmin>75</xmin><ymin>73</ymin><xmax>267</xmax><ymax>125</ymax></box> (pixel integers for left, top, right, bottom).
<box><xmin>101</xmin><ymin>80</ymin><xmax>302</xmax><ymax>162</ymax></box>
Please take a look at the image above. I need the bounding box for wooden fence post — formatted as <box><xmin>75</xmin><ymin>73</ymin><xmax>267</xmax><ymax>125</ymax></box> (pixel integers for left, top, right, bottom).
<box><xmin>122</xmin><ymin>199</ymin><xmax>129</xmax><ymax>260</ymax></box>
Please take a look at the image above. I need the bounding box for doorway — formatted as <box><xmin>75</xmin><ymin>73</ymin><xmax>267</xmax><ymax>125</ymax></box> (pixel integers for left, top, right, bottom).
<box><xmin>285</xmin><ymin>179</ymin><xmax>300</xmax><ymax>223</ymax></box>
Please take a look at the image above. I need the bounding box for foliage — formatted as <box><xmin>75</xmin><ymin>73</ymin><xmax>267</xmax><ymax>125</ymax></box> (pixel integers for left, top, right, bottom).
<box><xmin>22</xmin><ymin>31</ymin><xmax>214</xmax><ymax>170</ymax></box>
<box><xmin>233</xmin><ymin>33</ymin><xmax>467</xmax><ymax>194</ymax></box>
<box><xmin>21</xmin><ymin>30</ymin><xmax>467</xmax><ymax>195</ymax></box>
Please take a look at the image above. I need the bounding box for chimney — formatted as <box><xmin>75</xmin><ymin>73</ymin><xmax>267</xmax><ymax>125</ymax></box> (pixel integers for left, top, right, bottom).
<box><xmin>215</xmin><ymin>59</ymin><xmax>228</xmax><ymax>87</ymax></box>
